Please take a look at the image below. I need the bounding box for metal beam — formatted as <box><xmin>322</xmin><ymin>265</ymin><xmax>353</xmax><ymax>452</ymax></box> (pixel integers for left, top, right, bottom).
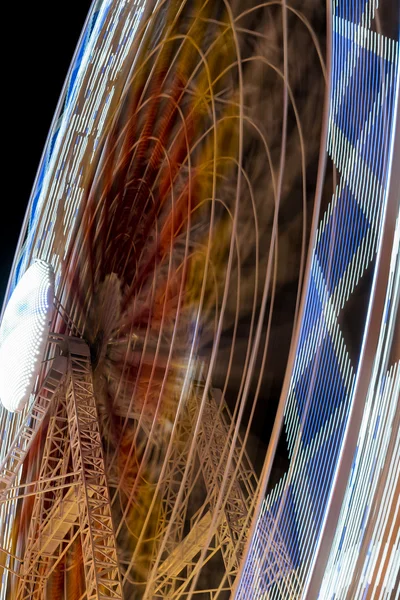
<box><xmin>66</xmin><ymin>339</ymin><xmax>122</xmax><ymax>600</ymax></box>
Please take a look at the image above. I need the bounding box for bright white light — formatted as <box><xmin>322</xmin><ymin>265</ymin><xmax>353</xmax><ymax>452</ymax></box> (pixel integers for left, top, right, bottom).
<box><xmin>0</xmin><ymin>261</ymin><xmax>55</xmax><ymax>413</ymax></box>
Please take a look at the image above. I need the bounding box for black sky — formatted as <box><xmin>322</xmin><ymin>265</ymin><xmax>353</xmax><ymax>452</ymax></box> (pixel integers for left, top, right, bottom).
<box><xmin>1</xmin><ymin>1</ymin><xmax>93</xmax><ymax>304</ymax></box>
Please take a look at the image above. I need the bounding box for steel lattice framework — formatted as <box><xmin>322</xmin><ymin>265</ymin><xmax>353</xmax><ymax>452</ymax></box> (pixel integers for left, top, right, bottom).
<box><xmin>2</xmin><ymin>350</ymin><xmax>273</xmax><ymax>599</ymax></box>
<box><xmin>144</xmin><ymin>383</ymin><xmax>261</xmax><ymax>599</ymax></box>
<box><xmin>65</xmin><ymin>340</ymin><xmax>123</xmax><ymax>599</ymax></box>
<box><xmin>3</xmin><ymin>339</ymin><xmax>123</xmax><ymax>600</ymax></box>
<box><xmin>0</xmin><ymin>358</ymin><xmax>66</xmax><ymax>503</ymax></box>
<box><xmin>0</xmin><ymin>0</ymin><xmax>398</xmax><ymax>598</ymax></box>
<box><xmin>16</xmin><ymin>388</ymin><xmax>73</xmax><ymax>599</ymax></box>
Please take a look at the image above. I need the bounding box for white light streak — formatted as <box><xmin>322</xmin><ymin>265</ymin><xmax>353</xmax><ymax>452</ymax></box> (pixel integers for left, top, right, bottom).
<box><xmin>0</xmin><ymin>261</ymin><xmax>55</xmax><ymax>412</ymax></box>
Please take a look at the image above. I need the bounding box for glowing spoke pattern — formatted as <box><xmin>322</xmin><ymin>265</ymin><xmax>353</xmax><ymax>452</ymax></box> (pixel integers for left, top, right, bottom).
<box><xmin>318</xmin><ymin>86</ymin><xmax>400</xmax><ymax>598</ymax></box>
<box><xmin>0</xmin><ymin>0</ymin><xmax>398</xmax><ymax>598</ymax></box>
<box><xmin>3</xmin><ymin>1</ymin><xmax>147</xmax><ymax>303</ymax></box>
<box><xmin>236</xmin><ymin>0</ymin><xmax>399</xmax><ymax>597</ymax></box>
<box><xmin>1</xmin><ymin>0</ymin><xmax>327</xmax><ymax>595</ymax></box>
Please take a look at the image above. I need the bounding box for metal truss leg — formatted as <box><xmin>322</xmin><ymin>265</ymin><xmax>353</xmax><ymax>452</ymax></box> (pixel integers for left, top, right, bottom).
<box><xmin>65</xmin><ymin>339</ymin><xmax>122</xmax><ymax>600</ymax></box>
<box><xmin>16</xmin><ymin>392</ymin><xmax>71</xmax><ymax>599</ymax></box>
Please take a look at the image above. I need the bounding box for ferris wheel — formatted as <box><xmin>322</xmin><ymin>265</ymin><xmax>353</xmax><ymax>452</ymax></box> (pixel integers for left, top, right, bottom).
<box><xmin>0</xmin><ymin>1</ymin><xmax>399</xmax><ymax>599</ymax></box>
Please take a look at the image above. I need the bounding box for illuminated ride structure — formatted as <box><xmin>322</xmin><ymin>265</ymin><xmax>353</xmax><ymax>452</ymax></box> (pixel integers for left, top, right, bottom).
<box><xmin>0</xmin><ymin>1</ymin><xmax>399</xmax><ymax>599</ymax></box>
<box><xmin>0</xmin><ymin>261</ymin><xmax>122</xmax><ymax>599</ymax></box>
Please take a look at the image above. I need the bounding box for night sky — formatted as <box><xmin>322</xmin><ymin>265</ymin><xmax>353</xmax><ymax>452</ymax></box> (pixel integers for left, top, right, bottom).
<box><xmin>1</xmin><ymin>1</ymin><xmax>93</xmax><ymax>304</ymax></box>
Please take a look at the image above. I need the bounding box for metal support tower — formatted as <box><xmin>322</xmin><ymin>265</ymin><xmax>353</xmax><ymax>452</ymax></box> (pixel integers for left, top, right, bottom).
<box><xmin>4</xmin><ymin>348</ymin><xmax>295</xmax><ymax>599</ymax></box>
<box><xmin>187</xmin><ymin>387</ymin><xmax>259</xmax><ymax>590</ymax></box>
<box><xmin>65</xmin><ymin>339</ymin><xmax>122</xmax><ymax>600</ymax></box>
<box><xmin>16</xmin><ymin>390</ymin><xmax>73</xmax><ymax>599</ymax></box>
<box><xmin>146</xmin><ymin>404</ymin><xmax>197</xmax><ymax>599</ymax></box>
<box><xmin>1</xmin><ymin>357</ymin><xmax>67</xmax><ymax>598</ymax></box>
<box><xmin>193</xmin><ymin>388</ymin><xmax>258</xmax><ymax>579</ymax></box>
<box><xmin>5</xmin><ymin>338</ymin><xmax>122</xmax><ymax>600</ymax></box>
<box><xmin>0</xmin><ymin>357</ymin><xmax>66</xmax><ymax>502</ymax></box>
<box><xmin>144</xmin><ymin>382</ymin><xmax>295</xmax><ymax>599</ymax></box>
<box><xmin>143</xmin><ymin>383</ymin><xmax>259</xmax><ymax>599</ymax></box>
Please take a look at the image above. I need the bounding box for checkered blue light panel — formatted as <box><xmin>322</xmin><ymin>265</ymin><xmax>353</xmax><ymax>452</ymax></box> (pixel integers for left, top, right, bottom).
<box><xmin>236</xmin><ymin>0</ymin><xmax>399</xmax><ymax>597</ymax></box>
<box><xmin>2</xmin><ymin>0</ymin><xmax>398</xmax><ymax>596</ymax></box>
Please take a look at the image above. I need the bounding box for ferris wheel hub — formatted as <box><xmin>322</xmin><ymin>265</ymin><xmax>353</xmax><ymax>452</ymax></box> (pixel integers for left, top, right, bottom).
<box><xmin>0</xmin><ymin>261</ymin><xmax>55</xmax><ymax>413</ymax></box>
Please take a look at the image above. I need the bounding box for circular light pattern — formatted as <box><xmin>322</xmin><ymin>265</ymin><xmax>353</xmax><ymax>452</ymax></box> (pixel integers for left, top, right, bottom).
<box><xmin>0</xmin><ymin>261</ymin><xmax>55</xmax><ymax>413</ymax></box>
